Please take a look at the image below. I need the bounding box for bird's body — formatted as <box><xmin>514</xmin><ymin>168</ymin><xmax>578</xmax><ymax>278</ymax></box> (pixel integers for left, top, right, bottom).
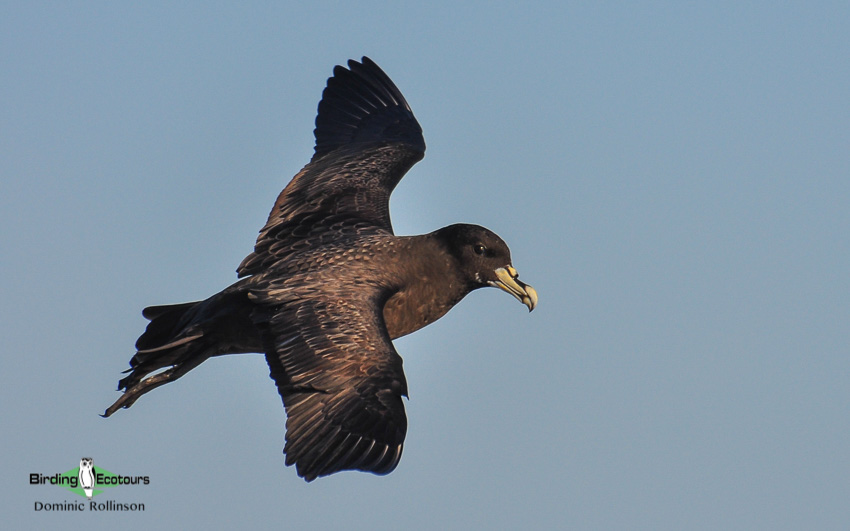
<box><xmin>105</xmin><ymin>57</ymin><xmax>537</xmax><ymax>481</ymax></box>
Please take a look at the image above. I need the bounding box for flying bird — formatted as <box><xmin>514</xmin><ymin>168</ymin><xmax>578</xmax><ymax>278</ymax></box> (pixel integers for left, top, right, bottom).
<box><xmin>104</xmin><ymin>57</ymin><xmax>537</xmax><ymax>481</ymax></box>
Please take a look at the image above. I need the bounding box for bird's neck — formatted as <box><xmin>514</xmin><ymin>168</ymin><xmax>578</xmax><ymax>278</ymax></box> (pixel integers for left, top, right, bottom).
<box><xmin>381</xmin><ymin>235</ymin><xmax>470</xmax><ymax>339</ymax></box>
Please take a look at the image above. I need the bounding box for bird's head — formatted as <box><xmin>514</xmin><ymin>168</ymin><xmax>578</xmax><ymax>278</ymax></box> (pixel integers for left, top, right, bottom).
<box><xmin>435</xmin><ymin>224</ymin><xmax>538</xmax><ymax>311</ymax></box>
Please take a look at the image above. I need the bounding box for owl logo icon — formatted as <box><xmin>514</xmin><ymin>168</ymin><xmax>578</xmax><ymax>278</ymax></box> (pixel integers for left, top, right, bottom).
<box><xmin>79</xmin><ymin>457</ymin><xmax>95</xmax><ymax>499</ymax></box>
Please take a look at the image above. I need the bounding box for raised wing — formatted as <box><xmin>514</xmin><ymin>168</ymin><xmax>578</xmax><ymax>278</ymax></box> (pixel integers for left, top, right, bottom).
<box><xmin>238</xmin><ymin>57</ymin><xmax>426</xmax><ymax>278</ymax></box>
<box><xmin>252</xmin><ymin>289</ymin><xmax>409</xmax><ymax>481</ymax></box>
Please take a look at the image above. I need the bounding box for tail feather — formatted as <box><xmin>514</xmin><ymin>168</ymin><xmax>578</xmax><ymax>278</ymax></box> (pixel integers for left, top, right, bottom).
<box><xmin>136</xmin><ymin>301</ymin><xmax>201</xmax><ymax>351</ymax></box>
<box><xmin>104</xmin><ymin>288</ymin><xmax>261</xmax><ymax>418</ymax></box>
<box><xmin>104</xmin><ymin>301</ymin><xmax>209</xmax><ymax>417</ymax></box>
<box><xmin>120</xmin><ymin>301</ymin><xmax>206</xmax><ymax>388</ymax></box>
<box><xmin>117</xmin><ymin>333</ymin><xmax>205</xmax><ymax>391</ymax></box>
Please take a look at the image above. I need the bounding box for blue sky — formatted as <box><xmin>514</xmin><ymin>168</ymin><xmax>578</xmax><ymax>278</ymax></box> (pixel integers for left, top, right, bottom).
<box><xmin>2</xmin><ymin>2</ymin><xmax>848</xmax><ymax>529</ymax></box>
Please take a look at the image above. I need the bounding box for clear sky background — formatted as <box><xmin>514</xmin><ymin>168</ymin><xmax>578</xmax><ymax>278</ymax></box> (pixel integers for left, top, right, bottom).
<box><xmin>2</xmin><ymin>2</ymin><xmax>848</xmax><ymax>529</ymax></box>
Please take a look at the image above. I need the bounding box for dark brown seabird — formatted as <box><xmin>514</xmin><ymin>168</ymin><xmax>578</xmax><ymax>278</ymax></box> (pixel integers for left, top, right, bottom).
<box><xmin>104</xmin><ymin>57</ymin><xmax>538</xmax><ymax>482</ymax></box>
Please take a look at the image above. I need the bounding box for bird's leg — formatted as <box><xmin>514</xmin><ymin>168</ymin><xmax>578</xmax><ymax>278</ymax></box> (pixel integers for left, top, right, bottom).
<box><xmin>102</xmin><ymin>355</ymin><xmax>206</xmax><ymax>417</ymax></box>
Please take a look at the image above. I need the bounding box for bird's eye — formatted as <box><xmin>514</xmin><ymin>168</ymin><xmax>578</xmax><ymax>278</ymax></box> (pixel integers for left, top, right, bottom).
<box><xmin>473</xmin><ymin>244</ymin><xmax>486</xmax><ymax>256</ymax></box>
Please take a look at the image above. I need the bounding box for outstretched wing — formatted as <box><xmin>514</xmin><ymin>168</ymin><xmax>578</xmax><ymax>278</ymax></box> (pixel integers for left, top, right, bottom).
<box><xmin>238</xmin><ymin>57</ymin><xmax>426</xmax><ymax>277</ymax></box>
<box><xmin>252</xmin><ymin>289</ymin><xmax>409</xmax><ymax>482</ymax></box>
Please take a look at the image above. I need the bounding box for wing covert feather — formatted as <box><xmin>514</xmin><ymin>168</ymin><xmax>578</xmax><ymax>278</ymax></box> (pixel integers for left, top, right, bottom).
<box><xmin>254</xmin><ymin>291</ymin><xmax>408</xmax><ymax>481</ymax></box>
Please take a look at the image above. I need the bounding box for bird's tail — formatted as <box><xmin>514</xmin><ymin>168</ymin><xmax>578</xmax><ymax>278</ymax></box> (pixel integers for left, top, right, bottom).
<box><xmin>103</xmin><ymin>300</ymin><xmax>210</xmax><ymax>417</ymax></box>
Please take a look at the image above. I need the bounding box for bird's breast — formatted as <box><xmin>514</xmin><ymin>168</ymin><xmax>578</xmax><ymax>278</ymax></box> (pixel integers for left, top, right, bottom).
<box><xmin>382</xmin><ymin>277</ymin><xmax>467</xmax><ymax>339</ymax></box>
